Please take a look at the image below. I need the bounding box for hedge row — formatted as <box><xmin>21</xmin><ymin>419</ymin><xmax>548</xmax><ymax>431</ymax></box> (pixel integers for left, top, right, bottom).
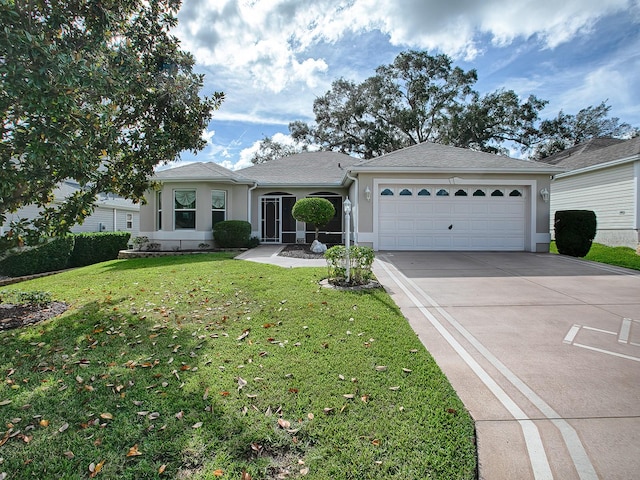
<box><xmin>0</xmin><ymin>232</ymin><xmax>131</xmax><ymax>277</ymax></box>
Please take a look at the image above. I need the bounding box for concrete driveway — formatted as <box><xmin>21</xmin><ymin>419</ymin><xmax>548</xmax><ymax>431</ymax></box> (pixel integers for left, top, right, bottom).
<box><xmin>373</xmin><ymin>252</ymin><xmax>640</xmax><ymax>480</ymax></box>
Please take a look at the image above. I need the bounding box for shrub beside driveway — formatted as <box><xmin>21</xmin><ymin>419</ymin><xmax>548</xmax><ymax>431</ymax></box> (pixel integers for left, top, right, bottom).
<box><xmin>0</xmin><ymin>253</ymin><xmax>476</xmax><ymax>479</ymax></box>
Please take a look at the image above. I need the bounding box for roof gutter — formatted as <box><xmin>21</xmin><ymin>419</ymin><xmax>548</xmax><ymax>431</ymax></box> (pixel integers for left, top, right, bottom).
<box><xmin>348</xmin><ymin>166</ymin><xmax>564</xmax><ymax>175</ymax></box>
<box><xmin>554</xmin><ymin>153</ymin><xmax>640</xmax><ymax>179</ymax></box>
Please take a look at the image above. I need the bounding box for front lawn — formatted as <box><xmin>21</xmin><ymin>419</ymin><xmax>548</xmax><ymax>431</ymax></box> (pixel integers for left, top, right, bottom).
<box><xmin>550</xmin><ymin>241</ymin><xmax>640</xmax><ymax>271</ymax></box>
<box><xmin>0</xmin><ymin>254</ymin><xmax>476</xmax><ymax>479</ymax></box>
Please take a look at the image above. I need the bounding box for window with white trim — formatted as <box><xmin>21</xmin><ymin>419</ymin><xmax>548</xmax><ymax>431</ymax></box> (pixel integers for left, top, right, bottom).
<box><xmin>175</xmin><ymin>190</ymin><xmax>196</xmax><ymax>229</ymax></box>
<box><xmin>126</xmin><ymin>213</ymin><xmax>133</xmax><ymax>229</ymax></box>
<box><xmin>211</xmin><ymin>190</ymin><xmax>226</xmax><ymax>228</ymax></box>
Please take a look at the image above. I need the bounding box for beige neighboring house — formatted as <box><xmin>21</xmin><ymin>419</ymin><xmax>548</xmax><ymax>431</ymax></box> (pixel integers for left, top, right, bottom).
<box><xmin>140</xmin><ymin>142</ymin><xmax>563</xmax><ymax>252</ymax></box>
<box><xmin>544</xmin><ymin>136</ymin><xmax>640</xmax><ymax>249</ymax></box>
<box><xmin>0</xmin><ymin>180</ymin><xmax>140</xmax><ymax>238</ymax></box>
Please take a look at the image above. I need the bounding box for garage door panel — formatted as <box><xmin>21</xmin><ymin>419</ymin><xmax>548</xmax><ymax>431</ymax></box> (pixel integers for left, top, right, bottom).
<box><xmin>378</xmin><ymin>184</ymin><xmax>526</xmax><ymax>251</ymax></box>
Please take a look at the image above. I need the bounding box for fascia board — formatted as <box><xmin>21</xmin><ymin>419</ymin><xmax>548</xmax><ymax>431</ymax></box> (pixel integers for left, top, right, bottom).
<box><xmin>554</xmin><ymin>154</ymin><xmax>640</xmax><ymax>179</ymax></box>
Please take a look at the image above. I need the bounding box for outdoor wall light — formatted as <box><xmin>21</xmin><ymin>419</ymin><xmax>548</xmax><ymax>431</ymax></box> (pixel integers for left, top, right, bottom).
<box><xmin>539</xmin><ymin>188</ymin><xmax>550</xmax><ymax>203</ymax></box>
<box><xmin>364</xmin><ymin>185</ymin><xmax>371</xmax><ymax>201</ymax></box>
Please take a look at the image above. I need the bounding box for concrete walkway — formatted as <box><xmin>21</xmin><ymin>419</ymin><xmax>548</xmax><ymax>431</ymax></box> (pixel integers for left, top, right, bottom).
<box><xmin>237</xmin><ymin>247</ymin><xmax>640</xmax><ymax>479</ymax></box>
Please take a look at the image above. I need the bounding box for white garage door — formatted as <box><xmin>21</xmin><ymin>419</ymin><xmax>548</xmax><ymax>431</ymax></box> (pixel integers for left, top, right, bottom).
<box><xmin>378</xmin><ymin>185</ymin><xmax>526</xmax><ymax>250</ymax></box>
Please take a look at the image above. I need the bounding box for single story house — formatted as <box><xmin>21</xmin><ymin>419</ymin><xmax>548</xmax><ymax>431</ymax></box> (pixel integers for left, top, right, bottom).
<box><xmin>544</xmin><ymin>136</ymin><xmax>640</xmax><ymax>250</ymax></box>
<box><xmin>139</xmin><ymin>141</ymin><xmax>563</xmax><ymax>252</ymax></box>
<box><xmin>1</xmin><ymin>180</ymin><xmax>140</xmax><ymax>238</ymax></box>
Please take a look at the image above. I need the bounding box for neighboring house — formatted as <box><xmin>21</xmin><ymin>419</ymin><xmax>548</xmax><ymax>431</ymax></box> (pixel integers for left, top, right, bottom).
<box><xmin>544</xmin><ymin>136</ymin><xmax>640</xmax><ymax>249</ymax></box>
<box><xmin>0</xmin><ymin>180</ymin><xmax>140</xmax><ymax>238</ymax></box>
<box><xmin>139</xmin><ymin>142</ymin><xmax>562</xmax><ymax>252</ymax></box>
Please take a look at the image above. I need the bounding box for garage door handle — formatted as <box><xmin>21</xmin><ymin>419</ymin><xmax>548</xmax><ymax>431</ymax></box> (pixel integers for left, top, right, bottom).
<box><xmin>448</xmin><ymin>224</ymin><xmax>453</xmax><ymax>230</ymax></box>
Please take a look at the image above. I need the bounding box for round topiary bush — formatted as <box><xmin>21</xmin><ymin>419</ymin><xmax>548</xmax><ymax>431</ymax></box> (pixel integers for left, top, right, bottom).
<box><xmin>554</xmin><ymin>210</ymin><xmax>597</xmax><ymax>257</ymax></box>
<box><xmin>292</xmin><ymin>197</ymin><xmax>336</xmax><ymax>241</ymax></box>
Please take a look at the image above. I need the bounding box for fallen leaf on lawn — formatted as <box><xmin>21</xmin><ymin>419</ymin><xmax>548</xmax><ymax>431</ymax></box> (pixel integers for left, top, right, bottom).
<box><xmin>323</xmin><ymin>407</ymin><xmax>334</xmax><ymax>415</ymax></box>
<box><xmin>237</xmin><ymin>377</ymin><xmax>247</xmax><ymax>390</ymax></box>
<box><xmin>76</xmin><ymin>376</ymin><xmax>84</xmax><ymax>383</ymax></box>
<box><xmin>343</xmin><ymin>394</ymin><xmax>355</xmax><ymax>399</ymax></box>
<box><xmin>375</xmin><ymin>366</ymin><xmax>387</xmax><ymax>372</ymax></box>
<box><xmin>39</xmin><ymin>419</ymin><xmax>50</xmax><ymax>427</ymax></box>
<box><xmin>158</xmin><ymin>464</ymin><xmax>167</xmax><ymax>474</ymax></box>
<box><xmin>126</xmin><ymin>444</ymin><xmax>142</xmax><ymax>457</ymax></box>
<box><xmin>0</xmin><ymin>400</ymin><xmax>11</xmax><ymax>406</ymax></box>
<box><xmin>289</xmin><ymin>388</ymin><xmax>298</xmax><ymax>394</ymax></box>
<box><xmin>402</xmin><ymin>368</ymin><xmax>412</xmax><ymax>373</ymax></box>
<box><xmin>389</xmin><ymin>386</ymin><xmax>400</xmax><ymax>391</ymax></box>
<box><xmin>58</xmin><ymin>423</ymin><xmax>69</xmax><ymax>433</ymax></box>
<box><xmin>137</xmin><ymin>411</ymin><xmax>149</xmax><ymax>416</ymax></box>
<box><xmin>220</xmin><ymin>391</ymin><xmax>229</xmax><ymax>397</ymax></box>
<box><xmin>410</xmin><ymin>349</ymin><xmax>418</xmax><ymax>353</ymax></box>
<box><xmin>372</xmin><ymin>439</ymin><xmax>381</xmax><ymax>446</ymax></box>
<box><xmin>300</xmin><ymin>467</ymin><xmax>309</xmax><ymax>475</ymax></box>
<box><xmin>89</xmin><ymin>459</ymin><xmax>105</xmax><ymax>478</ymax></box>
<box><xmin>338</xmin><ymin>374</ymin><xmax>345</xmax><ymax>381</ymax></box>
<box><xmin>99</xmin><ymin>413</ymin><xmax>113</xmax><ymax>420</ymax></box>
<box><xmin>236</xmin><ymin>330</ymin><xmax>250</xmax><ymax>341</ymax></box>
<box><xmin>148</xmin><ymin>412</ymin><xmax>160</xmax><ymax>420</ymax></box>
<box><xmin>241</xmin><ymin>469</ymin><xmax>252</xmax><ymax>480</ymax></box>
<box><xmin>192</xmin><ymin>422</ymin><xmax>203</xmax><ymax>429</ymax></box>
<box><xmin>175</xmin><ymin>411</ymin><xmax>184</xmax><ymax>420</ymax></box>
<box><xmin>361</xmin><ymin>395</ymin><xmax>369</xmax><ymax>403</ymax></box>
<box><xmin>0</xmin><ymin>430</ymin><xmax>11</xmax><ymax>447</ymax></box>
<box><xmin>63</xmin><ymin>451</ymin><xmax>74</xmax><ymax>459</ymax></box>
<box><xmin>203</xmin><ymin>388</ymin><xmax>209</xmax><ymax>400</ymax></box>
<box><xmin>307</xmin><ymin>412</ymin><xmax>314</xmax><ymax>420</ymax></box>
<box><xmin>213</xmin><ymin>468</ymin><xmax>224</xmax><ymax>476</ymax></box>
<box><xmin>447</xmin><ymin>408</ymin><xmax>458</xmax><ymax>415</ymax></box>
<box><xmin>277</xmin><ymin>418</ymin><xmax>291</xmax><ymax>429</ymax></box>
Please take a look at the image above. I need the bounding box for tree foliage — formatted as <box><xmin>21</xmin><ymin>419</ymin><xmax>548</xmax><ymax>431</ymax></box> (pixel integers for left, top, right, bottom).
<box><xmin>531</xmin><ymin>102</ymin><xmax>639</xmax><ymax>159</ymax></box>
<box><xmin>249</xmin><ymin>136</ymin><xmax>307</xmax><ymax>164</ymax></box>
<box><xmin>285</xmin><ymin>50</ymin><xmax>637</xmax><ymax>161</ymax></box>
<box><xmin>291</xmin><ymin>197</ymin><xmax>335</xmax><ymax>241</ymax></box>
<box><xmin>0</xmin><ymin>0</ymin><xmax>222</xmax><ymax>246</ymax></box>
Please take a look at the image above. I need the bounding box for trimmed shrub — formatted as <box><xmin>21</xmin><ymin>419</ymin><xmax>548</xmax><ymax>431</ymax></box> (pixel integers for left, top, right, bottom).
<box><xmin>0</xmin><ymin>236</ymin><xmax>75</xmax><ymax>277</ymax></box>
<box><xmin>213</xmin><ymin>220</ymin><xmax>252</xmax><ymax>248</ymax></box>
<box><xmin>325</xmin><ymin>245</ymin><xmax>375</xmax><ymax>285</ymax></box>
<box><xmin>70</xmin><ymin>232</ymin><xmax>131</xmax><ymax>267</ymax></box>
<box><xmin>554</xmin><ymin>210</ymin><xmax>597</xmax><ymax>257</ymax></box>
<box><xmin>292</xmin><ymin>198</ymin><xmax>335</xmax><ymax>241</ymax></box>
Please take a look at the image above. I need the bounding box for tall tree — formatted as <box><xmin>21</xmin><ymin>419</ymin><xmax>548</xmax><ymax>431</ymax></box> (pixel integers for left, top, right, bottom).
<box><xmin>531</xmin><ymin>102</ymin><xmax>639</xmax><ymax>159</ymax></box>
<box><xmin>0</xmin><ymin>0</ymin><xmax>222</xmax><ymax>246</ymax></box>
<box><xmin>249</xmin><ymin>136</ymin><xmax>307</xmax><ymax>164</ymax></box>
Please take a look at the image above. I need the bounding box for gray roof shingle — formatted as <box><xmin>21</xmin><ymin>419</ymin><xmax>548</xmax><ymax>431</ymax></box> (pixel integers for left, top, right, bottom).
<box><xmin>153</xmin><ymin>162</ymin><xmax>252</xmax><ymax>183</ymax></box>
<box><xmin>543</xmin><ymin>136</ymin><xmax>640</xmax><ymax>171</ymax></box>
<box><xmin>237</xmin><ymin>151</ymin><xmax>358</xmax><ymax>185</ymax></box>
<box><xmin>350</xmin><ymin>141</ymin><xmax>562</xmax><ymax>173</ymax></box>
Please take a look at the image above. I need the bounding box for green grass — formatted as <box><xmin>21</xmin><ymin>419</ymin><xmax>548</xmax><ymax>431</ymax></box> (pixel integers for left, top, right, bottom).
<box><xmin>550</xmin><ymin>242</ymin><xmax>640</xmax><ymax>271</ymax></box>
<box><xmin>0</xmin><ymin>254</ymin><xmax>476</xmax><ymax>479</ymax></box>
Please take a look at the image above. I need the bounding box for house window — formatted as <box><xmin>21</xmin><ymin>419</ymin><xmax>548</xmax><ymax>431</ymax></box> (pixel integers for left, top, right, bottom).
<box><xmin>380</xmin><ymin>188</ymin><xmax>394</xmax><ymax>196</ymax></box>
<box><xmin>212</xmin><ymin>190</ymin><xmax>226</xmax><ymax>227</ymax></box>
<box><xmin>509</xmin><ymin>189</ymin><xmax>523</xmax><ymax>197</ymax></box>
<box><xmin>175</xmin><ymin>190</ymin><xmax>196</xmax><ymax>229</ymax></box>
<box><xmin>418</xmin><ymin>188</ymin><xmax>430</xmax><ymax>196</ymax></box>
<box><xmin>454</xmin><ymin>189</ymin><xmax>467</xmax><ymax>196</ymax></box>
<box><xmin>126</xmin><ymin>213</ymin><xmax>133</xmax><ymax>229</ymax></box>
<box><xmin>399</xmin><ymin>188</ymin><xmax>412</xmax><ymax>196</ymax></box>
<box><xmin>490</xmin><ymin>189</ymin><xmax>504</xmax><ymax>197</ymax></box>
<box><xmin>156</xmin><ymin>191</ymin><xmax>162</xmax><ymax>230</ymax></box>
<box><xmin>472</xmin><ymin>189</ymin><xmax>486</xmax><ymax>197</ymax></box>
<box><xmin>436</xmin><ymin>188</ymin><xmax>449</xmax><ymax>196</ymax></box>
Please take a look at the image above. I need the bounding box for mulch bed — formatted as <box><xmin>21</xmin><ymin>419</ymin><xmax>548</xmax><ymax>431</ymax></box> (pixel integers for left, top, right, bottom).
<box><xmin>277</xmin><ymin>244</ymin><xmax>328</xmax><ymax>259</ymax></box>
<box><xmin>0</xmin><ymin>302</ymin><xmax>69</xmax><ymax>331</ymax></box>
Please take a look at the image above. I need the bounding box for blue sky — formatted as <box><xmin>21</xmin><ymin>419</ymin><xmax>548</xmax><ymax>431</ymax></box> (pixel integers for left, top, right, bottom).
<box><xmin>171</xmin><ymin>0</ymin><xmax>640</xmax><ymax>170</ymax></box>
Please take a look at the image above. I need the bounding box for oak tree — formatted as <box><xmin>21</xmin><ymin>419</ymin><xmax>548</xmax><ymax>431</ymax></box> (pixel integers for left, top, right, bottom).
<box><xmin>0</xmin><ymin>0</ymin><xmax>222</xmax><ymax>246</ymax></box>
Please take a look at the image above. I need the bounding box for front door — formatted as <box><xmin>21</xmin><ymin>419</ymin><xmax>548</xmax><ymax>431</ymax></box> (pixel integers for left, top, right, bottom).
<box><xmin>260</xmin><ymin>195</ymin><xmax>296</xmax><ymax>243</ymax></box>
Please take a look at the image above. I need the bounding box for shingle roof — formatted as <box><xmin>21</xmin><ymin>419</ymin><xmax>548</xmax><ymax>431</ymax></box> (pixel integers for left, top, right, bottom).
<box><xmin>153</xmin><ymin>162</ymin><xmax>252</xmax><ymax>183</ymax></box>
<box><xmin>543</xmin><ymin>136</ymin><xmax>640</xmax><ymax>171</ymax></box>
<box><xmin>350</xmin><ymin>141</ymin><xmax>563</xmax><ymax>173</ymax></box>
<box><xmin>237</xmin><ymin>151</ymin><xmax>358</xmax><ymax>185</ymax></box>
<box><xmin>540</xmin><ymin>137</ymin><xmax>625</xmax><ymax>165</ymax></box>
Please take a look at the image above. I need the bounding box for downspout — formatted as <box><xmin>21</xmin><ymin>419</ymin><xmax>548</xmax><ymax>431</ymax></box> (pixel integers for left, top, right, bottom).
<box><xmin>346</xmin><ymin>171</ymin><xmax>358</xmax><ymax>244</ymax></box>
<box><xmin>248</xmin><ymin>182</ymin><xmax>258</xmax><ymax>238</ymax></box>
<box><xmin>113</xmin><ymin>208</ymin><xmax>117</xmax><ymax>231</ymax></box>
